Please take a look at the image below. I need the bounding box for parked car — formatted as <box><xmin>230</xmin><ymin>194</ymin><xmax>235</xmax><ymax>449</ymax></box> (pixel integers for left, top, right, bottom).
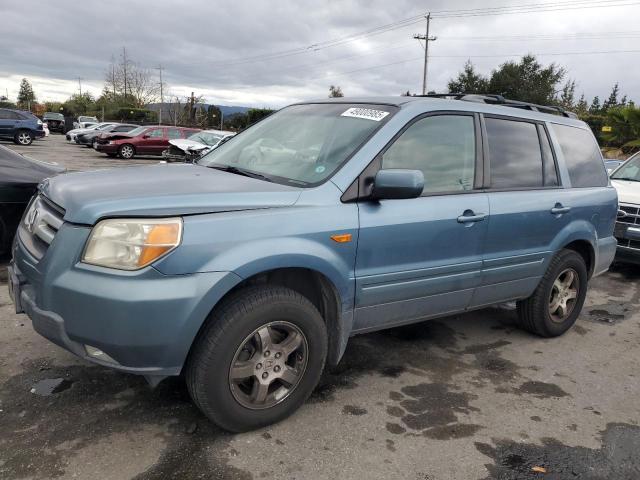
<box><xmin>66</xmin><ymin>122</ymin><xmax>117</xmax><ymax>142</ymax></box>
<box><xmin>76</xmin><ymin>123</ymin><xmax>138</xmax><ymax>148</ymax></box>
<box><xmin>610</xmin><ymin>151</ymin><xmax>640</xmax><ymax>264</ymax></box>
<box><xmin>72</xmin><ymin>115</ymin><xmax>98</xmax><ymax>130</ymax></box>
<box><xmin>605</xmin><ymin>159</ymin><xmax>624</xmax><ymax>174</ymax></box>
<box><xmin>95</xmin><ymin>125</ymin><xmax>200</xmax><ymax>159</ymax></box>
<box><xmin>0</xmin><ymin>108</ymin><xmax>46</xmax><ymax>145</ymax></box>
<box><xmin>0</xmin><ymin>144</ymin><xmax>64</xmax><ymax>254</ymax></box>
<box><xmin>8</xmin><ymin>95</ymin><xmax>617</xmax><ymax>432</ymax></box>
<box><xmin>42</xmin><ymin>112</ymin><xmax>65</xmax><ymax>133</ymax></box>
<box><xmin>162</xmin><ymin>129</ymin><xmax>235</xmax><ymax>162</ymax></box>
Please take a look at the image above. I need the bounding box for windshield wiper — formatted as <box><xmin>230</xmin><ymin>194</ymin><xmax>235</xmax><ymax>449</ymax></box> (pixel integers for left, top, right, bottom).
<box><xmin>612</xmin><ymin>177</ymin><xmax>640</xmax><ymax>182</ymax></box>
<box><xmin>208</xmin><ymin>164</ymin><xmax>273</xmax><ymax>182</ymax></box>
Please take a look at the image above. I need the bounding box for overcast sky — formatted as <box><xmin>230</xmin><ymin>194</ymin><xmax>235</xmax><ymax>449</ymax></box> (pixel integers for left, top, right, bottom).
<box><xmin>0</xmin><ymin>0</ymin><xmax>638</xmax><ymax>108</ymax></box>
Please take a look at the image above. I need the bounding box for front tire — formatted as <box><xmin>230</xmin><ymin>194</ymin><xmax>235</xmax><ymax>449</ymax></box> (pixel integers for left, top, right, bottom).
<box><xmin>14</xmin><ymin>130</ymin><xmax>33</xmax><ymax>146</ymax></box>
<box><xmin>118</xmin><ymin>144</ymin><xmax>135</xmax><ymax>159</ymax></box>
<box><xmin>516</xmin><ymin>249</ymin><xmax>588</xmax><ymax>337</ymax></box>
<box><xmin>186</xmin><ymin>285</ymin><xmax>327</xmax><ymax>432</ymax></box>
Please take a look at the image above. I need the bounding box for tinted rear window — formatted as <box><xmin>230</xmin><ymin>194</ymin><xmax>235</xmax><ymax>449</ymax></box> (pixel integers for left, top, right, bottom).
<box><xmin>486</xmin><ymin>118</ymin><xmax>543</xmax><ymax>189</ymax></box>
<box><xmin>553</xmin><ymin>124</ymin><xmax>608</xmax><ymax>187</ymax></box>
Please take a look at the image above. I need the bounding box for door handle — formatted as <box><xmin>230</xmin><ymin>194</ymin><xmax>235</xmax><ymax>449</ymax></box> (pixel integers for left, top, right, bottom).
<box><xmin>550</xmin><ymin>204</ymin><xmax>571</xmax><ymax>215</ymax></box>
<box><xmin>457</xmin><ymin>212</ymin><xmax>487</xmax><ymax>223</ymax></box>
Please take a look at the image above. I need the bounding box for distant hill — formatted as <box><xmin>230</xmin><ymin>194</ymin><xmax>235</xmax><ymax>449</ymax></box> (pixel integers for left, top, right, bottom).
<box><xmin>146</xmin><ymin>103</ymin><xmax>250</xmax><ymax>117</ymax></box>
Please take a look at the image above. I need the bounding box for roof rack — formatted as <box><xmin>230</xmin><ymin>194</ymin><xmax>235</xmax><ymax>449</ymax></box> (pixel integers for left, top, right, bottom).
<box><xmin>416</xmin><ymin>93</ymin><xmax>578</xmax><ymax>119</ymax></box>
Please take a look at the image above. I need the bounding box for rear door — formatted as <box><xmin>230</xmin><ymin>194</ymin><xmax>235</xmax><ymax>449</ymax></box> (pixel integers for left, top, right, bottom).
<box><xmin>354</xmin><ymin>113</ymin><xmax>489</xmax><ymax>332</ymax></box>
<box><xmin>472</xmin><ymin>115</ymin><xmax>571</xmax><ymax>307</ymax></box>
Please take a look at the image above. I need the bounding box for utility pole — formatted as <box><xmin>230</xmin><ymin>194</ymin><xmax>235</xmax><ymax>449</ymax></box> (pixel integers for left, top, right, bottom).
<box><xmin>156</xmin><ymin>64</ymin><xmax>164</xmax><ymax>125</ymax></box>
<box><xmin>122</xmin><ymin>47</ymin><xmax>128</xmax><ymax>100</ymax></box>
<box><xmin>414</xmin><ymin>13</ymin><xmax>437</xmax><ymax>95</ymax></box>
<box><xmin>220</xmin><ymin>110</ymin><xmax>223</xmax><ymax>130</ymax></box>
<box><xmin>78</xmin><ymin>77</ymin><xmax>83</xmax><ymax>96</ymax></box>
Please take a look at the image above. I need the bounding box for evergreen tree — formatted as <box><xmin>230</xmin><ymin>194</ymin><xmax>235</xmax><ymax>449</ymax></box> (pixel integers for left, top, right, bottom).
<box><xmin>603</xmin><ymin>83</ymin><xmax>620</xmax><ymax>110</ymax></box>
<box><xmin>17</xmin><ymin>78</ymin><xmax>36</xmax><ymax>109</ymax></box>
<box><xmin>447</xmin><ymin>60</ymin><xmax>489</xmax><ymax>94</ymax></box>
<box><xmin>589</xmin><ymin>96</ymin><xmax>602</xmax><ymax>114</ymax></box>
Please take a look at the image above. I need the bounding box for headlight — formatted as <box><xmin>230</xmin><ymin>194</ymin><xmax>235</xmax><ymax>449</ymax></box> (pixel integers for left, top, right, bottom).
<box><xmin>37</xmin><ymin>119</ymin><xmax>43</xmax><ymax>125</ymax></box>
<box><xmin>108</xmin><ymin>141</ymin><xmax>114</xmax><ymax>145</ymax></box>
<box><xmin>82</xmin><ymin>218</ymin><xmax>182</xmax><ymax>270</ymax></box>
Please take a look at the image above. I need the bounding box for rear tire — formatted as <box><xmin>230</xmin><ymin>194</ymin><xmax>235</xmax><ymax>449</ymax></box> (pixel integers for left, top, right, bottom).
<box><xmin>14</xmin><ymin>130</ymin><xmax>33</xmax><ymax>146</ymax></box>
<box><xmin>186</xmin><ymin>285</ymin><xmax>327</xmax><ymax>432</ymax></box>
<box><xmin>118</xmin><ymin>144</ymin><xmax>135</xmax><ymax>159</ymax></box>
<box><xmin>516</xmin><ymin>249</ymin><xmax>588</xmax><ymax>337</ymax></box>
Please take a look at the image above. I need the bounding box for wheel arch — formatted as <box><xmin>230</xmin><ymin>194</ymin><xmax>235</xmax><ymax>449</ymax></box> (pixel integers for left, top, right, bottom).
<box><xmin>183</xmin><ymin>265</ymin><xmax>350</xmax><ymax>375</ymax></box>
<box><xmin>562</xmin><ymin>239</ymin><xmax>595</xmax><ymax>278</ymax></box>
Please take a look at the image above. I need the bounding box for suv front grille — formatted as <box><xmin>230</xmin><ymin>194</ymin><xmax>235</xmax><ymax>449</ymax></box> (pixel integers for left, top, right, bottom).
<box><xmin>18</xmin><ymin>195</ymin><xmax>65</xmax><ymax>260</ymax></box>
<box><xmin>615</xmin><ymin>203</ymin><xmax>640</xmax><ymax>251</ymax></box>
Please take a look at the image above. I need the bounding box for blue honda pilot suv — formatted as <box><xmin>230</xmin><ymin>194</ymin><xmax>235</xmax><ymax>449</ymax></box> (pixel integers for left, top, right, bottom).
<box><xmin>8</xmin><ymin>95</ymin><xmax>617</xmax><ymax>431</ymax></box>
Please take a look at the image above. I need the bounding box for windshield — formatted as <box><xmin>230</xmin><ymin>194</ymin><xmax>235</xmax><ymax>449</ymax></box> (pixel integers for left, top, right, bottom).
<box><xmin>198</xmin><ymin>104</ymin><xmax>396</xmax><ymax>185</ymax></box>
<box><xmin>44</xmin><ymin>113</ymin><xmax>63</xmax><ymax>120</ymax></box>
<box><xmin>189</xmin><ymin>131</ymin><xmax>225</xmax><ymax>146</ymax></box>
<box><xmin>611</xmin><ymin>154</ymin><xmax>640</xmax><ymax>182</ymax></box>
<box><xmin>79</xmin><ymin>116</ymin><xmax>97</xmax><ymax>122</ymax></box>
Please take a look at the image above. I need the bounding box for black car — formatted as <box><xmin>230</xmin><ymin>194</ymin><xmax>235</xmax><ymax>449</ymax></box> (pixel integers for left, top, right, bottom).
<box><xmin>0</xmin><ymin>144</ymin><xmax>64</xmax><ymax>253</ymax></box>
<box><xmin>43</xmin><ymin>112</ymin><xmax>66</xmax><ymax>133</ymax></box>
<box><xmin>76</xmin><ymin>123</ymin><xmax>138</xmax><ymax>148</ymax></box>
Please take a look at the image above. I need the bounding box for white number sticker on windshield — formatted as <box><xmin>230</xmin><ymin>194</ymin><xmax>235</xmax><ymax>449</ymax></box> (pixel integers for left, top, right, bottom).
<box><xmin>341</xmin><ymin>107</ymin><xmax>390</xmax><ymax>122</ymax></box>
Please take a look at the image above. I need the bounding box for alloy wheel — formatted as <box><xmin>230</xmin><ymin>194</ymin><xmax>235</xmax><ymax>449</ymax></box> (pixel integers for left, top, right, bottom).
<box><xmin>121</xmin><ymin>145</ymin><xmax>133</xmax><ymax>158</ymax></box>
<box><xmin>18</xmin><ymin>133</ymin><xmax>32</xmax><ymax>145</ymax></box>
<box><xmin>229</xmin><ymin>321</ymin><xmax>308</xmax><ymax>410</ymax></box>
<box><xmin>548</xmin><ymin>268</ymin><xmax>579</xmax><ymax>323</ymax></box>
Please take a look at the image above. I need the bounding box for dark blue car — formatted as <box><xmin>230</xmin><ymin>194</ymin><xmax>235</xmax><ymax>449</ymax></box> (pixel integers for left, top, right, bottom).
<box><xmin>0</xmin><ymin>108</ymin><xmax>46</xmax><ymax>145</ymax></box>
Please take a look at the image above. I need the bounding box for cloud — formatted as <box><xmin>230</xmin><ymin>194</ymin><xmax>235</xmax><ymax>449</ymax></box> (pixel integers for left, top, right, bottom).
<box><xmin>0</xmin><ymin>0</ymin><xmax>637</xmax><ymax>107</ymax></box>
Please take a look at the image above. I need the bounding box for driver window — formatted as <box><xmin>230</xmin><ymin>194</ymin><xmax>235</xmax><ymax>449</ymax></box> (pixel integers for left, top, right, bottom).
<box><xmin>382</xmin><ymin>115</ymin><xmax>476</xmax><ymax>194</ymax></box>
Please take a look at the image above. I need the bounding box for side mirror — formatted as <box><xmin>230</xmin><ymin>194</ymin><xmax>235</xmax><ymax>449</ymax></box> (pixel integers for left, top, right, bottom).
<box><xmin>371</xmin><ymin>169</ymin><xmax>424</xmax><ymax>200</ymax></box>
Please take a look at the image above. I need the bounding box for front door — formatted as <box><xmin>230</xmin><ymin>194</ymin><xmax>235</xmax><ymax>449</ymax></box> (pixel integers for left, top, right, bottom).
<box><xmin>137</xmin><ymin>127</ymin><xmax>165</xmax><ymax>154</ymax></box>
<box><xmin>353</xmin><ymin>113</ymin><xmax>489</xmax><ymax>332</ymax></box>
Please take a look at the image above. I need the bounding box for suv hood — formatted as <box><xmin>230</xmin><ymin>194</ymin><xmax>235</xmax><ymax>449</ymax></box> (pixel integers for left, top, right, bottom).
<box><xmin>611</xmin><ymin>179</ymin><xmax>640</xmax><ymax>206</ymax></box>
<box><xmin>41</xmin><ymin>163</ymin><xmax>302</xmax><ymax>224</ymax></box>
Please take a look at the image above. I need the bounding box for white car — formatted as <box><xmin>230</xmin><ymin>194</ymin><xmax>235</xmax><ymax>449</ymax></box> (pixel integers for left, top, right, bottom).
<box><xmin>162</xmin><ymin>129</ymin><xmax>235</xmax><ymax>162</ymax></box>
<box><xmin>610</xmin><ymin>152</ymin><xmax>640</xmax><ymax>264</ymax></box>
<box><xmin>42</xmin><ymin>123</ymin><xmax>50</xmax><ymax>137</ymax></box>
<box><xmin>72</xmin><ymin>115</ymin><xmax>99</xmax><ymax>130</ymax></box>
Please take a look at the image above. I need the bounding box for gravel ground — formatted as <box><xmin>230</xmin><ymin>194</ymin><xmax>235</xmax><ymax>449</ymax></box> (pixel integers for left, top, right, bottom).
<box><xmin>1</xmin><ymin>134</ymin><xmax>639</xmax><ymax>479</ymax></box>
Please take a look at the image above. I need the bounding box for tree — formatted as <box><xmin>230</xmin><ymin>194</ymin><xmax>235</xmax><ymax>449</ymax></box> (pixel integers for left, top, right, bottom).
<box><xmin>603</xmin><ymin>83</ymin><xmax>620</xmax><ymax>110</ymax></box>
<box><xmin>17</xmin><ymin>78</ymin><xmax>36</xmax><ymax>110</ymax></box>
<box><xmin>206</xmin><ymin>105</ymin><xmax>222</xmax><ymax>129</ymax></box>
<box><xmin>63</xmin><ymin>92</ymin><xmax>95</xmax><ymax>115</ymax></box>
<box><xmin>589</xmin><ymin>96</ymin><xmax>602</xmax><ymax>114</ymax></box>
<box><xmin>329</xmin><ymin>85</ymin><xmax>344</xmax><ymax>98</ymax></box>
<box><xmin>102</xmin><ymin>48</ymin><xmax>159</xmax><ymax>108</ymax></box>
<box><xmin>575</xmin><ymin>94</ymin><xmax>588</xmax><ymax>115</ymax></box>
<box><xmin>487</xmin><ymin>55</ymin><xmax>565</xmax><ymax>105</ymax></box>
<box><xmin>447</xmin><ymin>60</ymin><xmax>489</xmax><ymax>94</ymax></box>
<box><xmin>557</xmin><ymin>80</ymin><xmax>576</xmax><ymax>110</ymax></box>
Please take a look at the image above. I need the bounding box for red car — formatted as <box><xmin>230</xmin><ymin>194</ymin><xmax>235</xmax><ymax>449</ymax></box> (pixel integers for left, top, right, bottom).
<box><xmin>95</xmin><ymin>125</ymin><xmax>200</xmax><ymax>159</ymax></box>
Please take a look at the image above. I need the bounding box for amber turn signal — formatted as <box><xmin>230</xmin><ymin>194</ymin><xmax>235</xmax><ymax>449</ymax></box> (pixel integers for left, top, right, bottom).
<box><xmin>330</xmin><ymin>233</ymin><xmax>352</xmax><ymax>243</ymax></box>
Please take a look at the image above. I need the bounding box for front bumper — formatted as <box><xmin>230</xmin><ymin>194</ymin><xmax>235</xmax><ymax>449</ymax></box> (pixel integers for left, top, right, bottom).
<box><xmin>34</xmin><ymin>129</ymin><xmax>46</xmax><ymax>139</ymax></box>
<box><xmin>95</xmin><ymin>143</ymin><xmax>118</xmax><ymax>153</ymax></box>
<box><xmin>9</xmin><ymin>225</ymin><xmax>241</xmax><ymax>377</ymax></box>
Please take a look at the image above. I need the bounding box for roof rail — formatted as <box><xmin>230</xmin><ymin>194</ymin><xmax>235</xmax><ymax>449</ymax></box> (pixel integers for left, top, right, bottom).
<box><xmin>416</xmin><ymin>93</ymin><xmax>579</xmax><ymax>119</ymax></box>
